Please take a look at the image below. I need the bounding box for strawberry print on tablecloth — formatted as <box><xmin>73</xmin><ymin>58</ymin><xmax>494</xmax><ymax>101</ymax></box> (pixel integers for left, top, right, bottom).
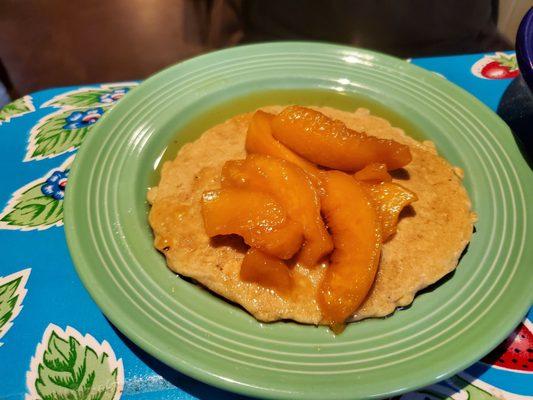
<box><xmin>471</xmin><ymin>53</ymin><xmax>519</xmax><ymax>80</ymax></box>
<box><xmin>482</xmin><ymin>321</ymin><xmax>532</xmax><ymax>373</ymax></box>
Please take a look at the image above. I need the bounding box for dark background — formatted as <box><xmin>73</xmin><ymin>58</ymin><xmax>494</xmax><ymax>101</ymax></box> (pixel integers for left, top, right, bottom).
<box><xmin>0</xmin><ymin>0</ymin><xmax>511</xmax><ymax>99</ymax></box>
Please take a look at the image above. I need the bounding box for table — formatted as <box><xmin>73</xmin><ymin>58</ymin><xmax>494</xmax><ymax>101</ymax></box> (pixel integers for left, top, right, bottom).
<box><xmin>0</xmin><ymin>52</ymin><xmax>531</xmax><ymax>400</ymax></box>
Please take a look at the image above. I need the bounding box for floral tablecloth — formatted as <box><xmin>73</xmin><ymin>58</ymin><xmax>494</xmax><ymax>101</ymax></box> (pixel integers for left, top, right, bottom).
<box><xmin>0</xmin><ymin>52</ymin><xmax>531</xmax><ymax>400</ymax></box>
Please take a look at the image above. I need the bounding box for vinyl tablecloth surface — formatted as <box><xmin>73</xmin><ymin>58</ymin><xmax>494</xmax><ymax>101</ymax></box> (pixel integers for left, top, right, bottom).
<box><xmin>0</xmin><ymin>52</ymin><xmax>531</xmax><ymax>400</ymax></box>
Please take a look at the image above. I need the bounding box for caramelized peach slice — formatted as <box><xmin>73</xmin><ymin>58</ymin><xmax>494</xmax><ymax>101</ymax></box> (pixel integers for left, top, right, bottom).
<box><xmin>318</xmin><ymin>171</ymin><xmax>382</xmax><ymax>327</ymax></box>
<box><xmin>367</xmin><ymin>182</ymin><xmax>417</xmax><ymax>241</ymax></box>
<box><xmin>271</xmin><ymin>106</ymin><xmax>412</xmax><ymax>171</ymax></box>
<box><xmin>222</xmin><ymin>155</ymin><xmax>333</xmax><ymax>266</ymax></box>
<box><xmin>240</xmin><ymin>248</ymin><xmax>293</xmax><ymax>294</ymax></box>
<box><xmin>246</xmin><ymin>110</ymin><xmax>321</xmax><ymax>179</ymax></box>
<box><xmin>353</xmin><ymin>163</ymin><xmax>392</xmax><ymax>183</ymax></box>
<box><xmin>201</xmin><ymin>188</ymin><xmax>303</xmax><ymax>259</ymax></box>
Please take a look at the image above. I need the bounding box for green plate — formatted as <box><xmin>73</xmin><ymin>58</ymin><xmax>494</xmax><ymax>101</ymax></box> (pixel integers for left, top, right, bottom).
<box><xmin>64</xmin><ymin>42</ymin><xmax>533</xmax><ymax>399</ymax></box>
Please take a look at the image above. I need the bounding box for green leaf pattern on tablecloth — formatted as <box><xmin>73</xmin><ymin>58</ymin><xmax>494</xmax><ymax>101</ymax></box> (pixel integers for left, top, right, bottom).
<box><xmin>447</xmin><ymin>376</ymin><xmax>499</xmax><ymax>400</ymax></box>
<box><xmin>26</xmin><ymin>325</ymin><xmax>124</xmax><ymax>400</ymax></box>
<box><xmin>25</xmin><ymin>82</ymin><xmax>135</xmax><ymax>161</ymax></box>
<box><xmin>0</xmin><ymin>155</ymin><xmax>73</xmax><ymax>230</ymax></box>
<box><xmin>0</xmin><ymin>268</ymin><xmax>30</xmax><ymax>345</ymax></box>
<box><xmin>25</xmin><ymin>107</ymin><xmax>109</xmax><ymax>161</ymax></box>
<box><xmin>0</xmin><ymin>96</ymin><xmax>34</xmax><ymax>125</ymax></box>
<box><xmin>395</xmin><ymin>375</ymin><xmax>498</xmax><ymax>400</ymax></box>
<box><xmin>456</xmin><ymin>373</ymin><xmax>529</xmax><ymax>400</ymax></box>
<box><xmin>41</xmin><ymin>83</ymin><xmax>137</xmax><ymax>109</ymax></box>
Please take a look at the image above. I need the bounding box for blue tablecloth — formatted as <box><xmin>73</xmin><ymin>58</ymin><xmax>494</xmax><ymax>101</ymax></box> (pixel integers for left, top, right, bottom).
<box><xmin>0</xmin><ymin>52</ymin><xmax>531</xmax><ymax>400</ymax></box>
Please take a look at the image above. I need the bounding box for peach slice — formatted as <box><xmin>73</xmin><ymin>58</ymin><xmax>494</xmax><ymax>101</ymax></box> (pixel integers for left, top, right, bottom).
<box><xmin>318</xmin><ymin>171</ymin><xmax>382</xmax><ymax>327</ymax></box>
<box><xmin>245</xmin><ymin>110</ymin><xmax>321</xmax><ymax>179</ymax></box>
<box><xmin>367</xmin><ymin>182</ymin><xmax>417</xmax><ymax>241</ymax></box>
<box><xmin>240</xmin><ymin>248</ymin><xmax>293</xmax><ymax>294</ymax></box>
<box><xmin>271</xmin><ymin>106</ymin><xmax>412</xmax><ymax>171</ymax></box>
<box><xmin>353</xmin><ymin>162</ymin><xmax>392</xmax><ymax>183</ymax></box>
<box><xmin>201</xmin><ymin>188</ymin><xmax>303</xmax><ymax>259</ymax></box>
<box><xmin>221</xmin><ymin>155</ymin><xmax>333</xmax><ymax>266</ymax></box>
